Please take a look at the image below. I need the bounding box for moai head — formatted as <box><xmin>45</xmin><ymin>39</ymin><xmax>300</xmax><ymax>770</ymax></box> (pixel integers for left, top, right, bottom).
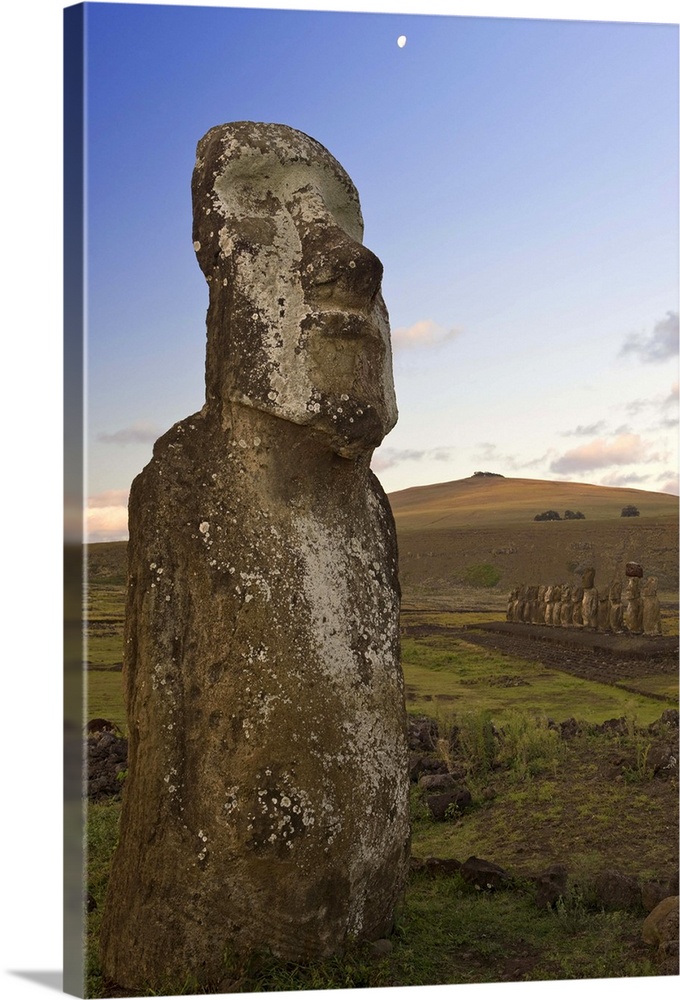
<box><xmin>643</xmin><ymin>576</ymin><xmax>658</xmax><ymax>597</ymax></box>
<box><xmin>609</xmin><ymin>580</ymin><xmax>622</xmax><ymax>602</ymax></box>
<box><xmin>581</xmin><ymin>567</ymin><xmax>595</xmax><ymax>589</ymax></box>
<box><xmin>192</xmin><ymin>121</ymin><xmax>397</xmax><ymax>459</ymax></box>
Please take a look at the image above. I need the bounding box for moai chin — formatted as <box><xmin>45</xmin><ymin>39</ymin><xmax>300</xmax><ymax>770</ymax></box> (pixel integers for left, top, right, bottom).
<box><xmin>99</xmin><ymin>122</ymin><xmax>409</xmax><ymax>992</ymax></box>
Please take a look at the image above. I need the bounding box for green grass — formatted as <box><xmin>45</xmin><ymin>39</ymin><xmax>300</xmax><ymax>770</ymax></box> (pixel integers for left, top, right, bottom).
<box><xmin>84</xmin><ymin>802</ymin><xmax>661</xmax><ymax>996</ymax></box>
<box><xmin>82</xmin><ymin>596</ymin><xmax>677</xmax><ymax>994</ymax></box>
<box><xmin>86</xmin><ymin>671</ymin><xmax>126</xmax><ymax>732</ymax></box>
<box><xmin>402</xmin><ymin>634</ymin><xmax>667</xmax><ymax>726</ymax></box>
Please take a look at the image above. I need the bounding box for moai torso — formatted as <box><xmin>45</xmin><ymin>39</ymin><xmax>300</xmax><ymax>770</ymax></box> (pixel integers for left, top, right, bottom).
<box><xmin>596</xmin><ymin>588</ymin><xmax>611</xmax><ymax>630</ymax></box>
<box><xmin>624</xmin><ymin>576</ymin><xmax>643</xmax><ymax>634</ymax></box>
<box><xmin>609</xmin><ymin>580</ymin><xmax>624</xmax><ymax>632</ymax></box>
<box><xmin>642</xmin><ymin>577</ymin><xmax>662</xmax><ymax>635</ymax></box>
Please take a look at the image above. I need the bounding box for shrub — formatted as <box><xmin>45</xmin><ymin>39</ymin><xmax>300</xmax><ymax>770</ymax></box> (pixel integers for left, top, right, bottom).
<box><xmin>497</xmin><ymin>712</ymin><xmax>563</xmax><ymax>780</ymax></box>
<box><xmin>464</xmin><ymin>563</ymin><xmax>502</xmax><ymax>588</ymax></box>
<box><xmin>563</xmin><ymin>510</ymin><xmax>585</xmax><ymax>520</ymax></box>
<box><xmin>621</xmin><ymin>505</ymin><xmax>640</xmax><ymax>517</ymax></box>
<box><xmin>455</xmin><ymin>710</ymin><xmax>498</xmax><ymax>777</ymax></box>
<box><xmin>534</xmin><ymin>510</ymin><xmax>561</xmax><ymax>521</ymax></box>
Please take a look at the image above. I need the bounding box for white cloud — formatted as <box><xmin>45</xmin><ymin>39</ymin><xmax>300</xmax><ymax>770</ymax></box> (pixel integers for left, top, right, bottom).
<box><xmin>561</xmin><ymin>421</ymin><xmax>607</xmax><ymax>437</ymax></box>
<box><xmin>391</xmin><ymin>319</ymin><xmax>461</xmax><ymax>350</ymax></box>
<box><xmin>88</xmin><ymin>488</ymin><xmax>129</xmax><ymax>508</ymax></box>
<box><xmin>550</xmin><ymin>433</ymin><xmax>660</xmax><ymax>474</ymax></box>
<box><xmin>98</xmin><ymin>420</ymin><xmax>161</xmax><ymax>445</ymax></box>
<box><xmin>599</xmin><ymin>471</ymin><xmax>651</xmax><ymax>487</ymax></box>
<box><xmin>620</xmin><ymin>310</ymin><xmax>679</xmax><ymax>363</ymax></box>
<box><xmin>371</xmin><ymin>447</ymin><xmax>428</xmax><ymax>473</ymax></box>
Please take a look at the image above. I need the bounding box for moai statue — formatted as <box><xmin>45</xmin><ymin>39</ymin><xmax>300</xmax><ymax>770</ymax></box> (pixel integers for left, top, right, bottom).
<box><xmin>506</xmin><ymin>587</ymin><xmax>518</xmax><ymax>622</ymax></box>
<box><xmin>527</xmin><ymin>585</ymin><xmax>540</xmax><ymax>623</ymax></box>
<box><xmin>571</xmin><ymin>585</ymin><xmax>584</xmax><ymax>626</ymax></box>
<box><xmin>642</xmin><ymin>577</ymin><xmax>662</xmax><ymax>635</ymax></box>
<box><xmin>581</xmin><ymin>567</ymin><xmax>598</xmax><ymax>628</ymax></box>
<box><xmin>519</xmin><ymin>584</ymin><xmax>532</xmax><ymax>622</ymax></box>
<box><xmin>609</xmin><ymin>580</ymin><xmax>624</xmax><ymax>633</ymax></box>
<box><xmin>559</xmin><ymin>585</ymin><xmax>573</xmax><ymax>626</ymax></box>
<box><xmin>624</xmin><ymin>577</ymin><xmax>644</xmax><ymax>633</ymax></box>
<box><xmin>596</xmin><ymin>588</ymin><xmax>611</xmax><ymax>630</ymax></box>
<box><xmin>100</xmin><ymin>123</ymin><xmax>410</xmax><ymax>991</ymax></box>
<box><xmin>551</xmin><ymin>584</ymin><xmax>563</xmax><ymax>626</ymax></box>
<box><xmin>532</xmin><ymin>585</ymin><xmax>546</xmax><ymax>624</ymax></box>
<box><xmin>544</xmin><ymin>584</ymin><xmax>555</xmax><ymax>625</ymax></box>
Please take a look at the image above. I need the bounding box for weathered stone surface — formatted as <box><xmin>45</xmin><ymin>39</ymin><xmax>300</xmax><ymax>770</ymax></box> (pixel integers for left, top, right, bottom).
<box><xmin>596</xmin><ymin>588</ymin><xmax>610</xmax><ymax>630</ymax></box>
<box><xmin>559</xmin><ymin>585</ymin><xmax>573</xmax><ymax>626</ymax></box>
<box><xmin>99</xmin><ymin>122</ymin><xmax>409</xmax><ymax>991</ymax></box>
<box><xmin>418</xmin><ymin>772</ymin><xmax>465</xmax><ymax>792</ymax></box>
<box><xmin>409</xmin><ymin>753</ymin><xmax>448</xmax><ymax>783</ymax></box>
<box><xmin>460</xmin><ymin>856</ymin><xmax>512</xmax><ymax>890</ymax></box>
<box><xmin>593</xmin><ymin>869</ymin><xmax>641</xmax><ymax>911</ymax></box>
<box><xmin>419</xmin><ymin>856</ymin><xmax>463</xmax><ymax>877</ymax></box>
<box><xmin>641</xmin><ymin>878</ymin><xmax>676</xmax><ymax>914</ymax></box>
<box><xmin>426</xmin><ymin>787</ymin><xmax>472</xmax><ymax>821</ymax></box>
<box><xmin>642</xmin><ymin>576</ymin><xmax>662</xmax><ymax>635</ymax></box>
<box><xmin>533</xmin><ymin>863</ymin><xmax>568</xmax><ymax>909</ymax></box>
<box><xmin>642</xmin><ymin>896</ymin><xmax>679</xmax><ymax>952</ymax></box>
<box><xmin>87</xmin><ymin>728</ymin><xmax>128</xmax><ymax>802</ymax></box>
<box><xmin>623</xmin><ymin>576</ymin><xmax>643</xmax><ymax>634</ymax></box>
<box><xmin>582</xmin><ymin>586</ymin><xmax>599</xmax><ymax>629</ymax></box>
<box><xmin>407</xmin><ymin>715</ymin><xmax>439</xmax><ymax>752</ymax></box>
<box><xmin>609</xmin><ymin>580</ymin><xmax>624</xmax><ymax>632</ymax></box>
<box><xmin>626</xmin><ymin>561</ymin><xmax>644</xmax><ymax>578</ymax></box>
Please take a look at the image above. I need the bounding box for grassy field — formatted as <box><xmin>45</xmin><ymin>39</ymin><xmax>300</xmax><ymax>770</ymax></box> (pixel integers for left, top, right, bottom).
<box><xmin>83</xmin><ymin>483</ymin><xmax>678</xmax><ymax>994</ymax></box>
<box><xmin>84</xmin><ymin>585</ymin><xmax>678</xmax><ymax>993</ymax></box>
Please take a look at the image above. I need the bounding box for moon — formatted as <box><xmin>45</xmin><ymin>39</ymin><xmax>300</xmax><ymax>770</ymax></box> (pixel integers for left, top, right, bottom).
<box><xmin>397</xmin><ymin>35</ymin><xmax>407</xmax><ymax>48</ymax></box>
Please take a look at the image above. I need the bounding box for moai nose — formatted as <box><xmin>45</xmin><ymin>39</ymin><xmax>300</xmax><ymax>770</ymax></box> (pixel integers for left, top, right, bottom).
<box><xmin>301</xmin><ymin>226</ymin><xmax>384</xmax><ymax>312</ymax></box>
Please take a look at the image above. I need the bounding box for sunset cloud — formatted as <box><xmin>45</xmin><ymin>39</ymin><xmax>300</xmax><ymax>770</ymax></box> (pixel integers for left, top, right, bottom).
<box><xmin>87</xmin><ymin>489</ymin><xmax>129</xmax><ymax>542</ymax></box>
<box><xmin>550</xmin><ymin>433</ymin><xmax>659</xmax><ymax>474</ymax></box>
<box><xmin>619</xmin><ymin>310</ymin><xmax>679</xmax><ymax>364</ymax></box>
<box><xmin>391</xmin><ymin>319</ymin><xmax>461</xmax><ymax>350</ymax></box>
<box><xmin>98</xmin><ymin>420</ymin><xmax>161</xmax><ymax>445</ymax></box>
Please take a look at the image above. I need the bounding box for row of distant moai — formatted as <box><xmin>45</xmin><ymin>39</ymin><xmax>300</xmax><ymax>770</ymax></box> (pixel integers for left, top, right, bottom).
<box><xmin>507</xmin><ymin>563</ymin><xmax>662</xmax><ymax>635</ymax></box>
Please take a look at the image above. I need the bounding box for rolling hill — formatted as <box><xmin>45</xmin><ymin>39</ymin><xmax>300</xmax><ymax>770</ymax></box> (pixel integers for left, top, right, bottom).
<box><xmin>389</xmin><ymin>475</ymin><xmax>679</xmax><ymax>600</ymax></box>
<box><xmin>86</xmin><ymin>475</ymin><xmax>679</xmax><ymax>601</ymax></box>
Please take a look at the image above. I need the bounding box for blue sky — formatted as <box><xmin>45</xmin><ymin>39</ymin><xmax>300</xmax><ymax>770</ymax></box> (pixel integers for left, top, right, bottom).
<box><xmin>77</xmin><ymin>0</ymin><xmax>678</xmax><ymax>540</ymax></box>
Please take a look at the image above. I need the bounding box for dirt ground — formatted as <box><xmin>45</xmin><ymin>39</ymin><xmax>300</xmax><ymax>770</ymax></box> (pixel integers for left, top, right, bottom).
<box><xmin>402</xmin><ymin>616</ymin><xmax>678</xmax><ymax>693</ymax></box>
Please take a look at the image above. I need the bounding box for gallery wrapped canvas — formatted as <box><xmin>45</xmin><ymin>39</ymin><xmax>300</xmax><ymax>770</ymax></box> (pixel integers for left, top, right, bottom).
<box><xmin>64</xmin><ymin>2</ymin><xmax>678</xmax><ymax>998</ymax></box>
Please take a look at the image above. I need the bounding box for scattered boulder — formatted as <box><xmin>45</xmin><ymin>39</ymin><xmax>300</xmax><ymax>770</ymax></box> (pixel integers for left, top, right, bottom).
<box><xmin>593</xmin><ymin>869</ymin><xmax>641</xmax><ymax>911</ymax></box>
<box><xmin>533</xmin><ymin>864</ymin><xmax>569</xmax><ymax>909</ymax></box>
<box><xmin>559</xmin><ymin>718</ymin><xmax>582</xmax><ymax>740</ymax></box>
<box><xmin>419</xmin><ymin>857</ymin><xmax>463</xmax><ymax>877</ymax></box>
<box><xmin>426</xmin><ymin>787</ymin><xmax>472</xmax><ymax>821</ymax></box>
<box><xmin>86</xmin><ymin>717</ymin><xmax>118</xmax><ymax>734</ymax></box>
<box><xmin>646</xmin><ymin>742</ymin><xmax>679</xmax><ymax>780</ymax></box>
<box><xmin>368</xmin><ymin>938</ymin><xmax>393</xmax><ymax>958</ymax></box>
<box><xmin>460</xmin><ymin>856</ymin><xmax>512</xmax><ymax>891</ymax></box>
<box><xmin>407</xmin><ymin>715</ymin><xmax>440</xmax><ymax>753</ymax></box>
<box><xmin>418</xmin><ymin>771</ymin><xmax>466</xmax><ymax>793</ymax></box>
<box><xmin>409</xmin><ymin>753</ymin><xmax>448</xmax><ymax>783</ymax></box>
<box><xmin>641</xmin><ymin>878</ymin><xmax>677</xmax><ymax>914</ymax></box>
<box><xmin>87</xmin><ymin>728</ymin><xmax>128</xmax><ymax>801</ymax></box>
<box><xmin>642</xmin><ymin>896</ymin><xmax>679</xmax><ymax>955</ymax></box>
